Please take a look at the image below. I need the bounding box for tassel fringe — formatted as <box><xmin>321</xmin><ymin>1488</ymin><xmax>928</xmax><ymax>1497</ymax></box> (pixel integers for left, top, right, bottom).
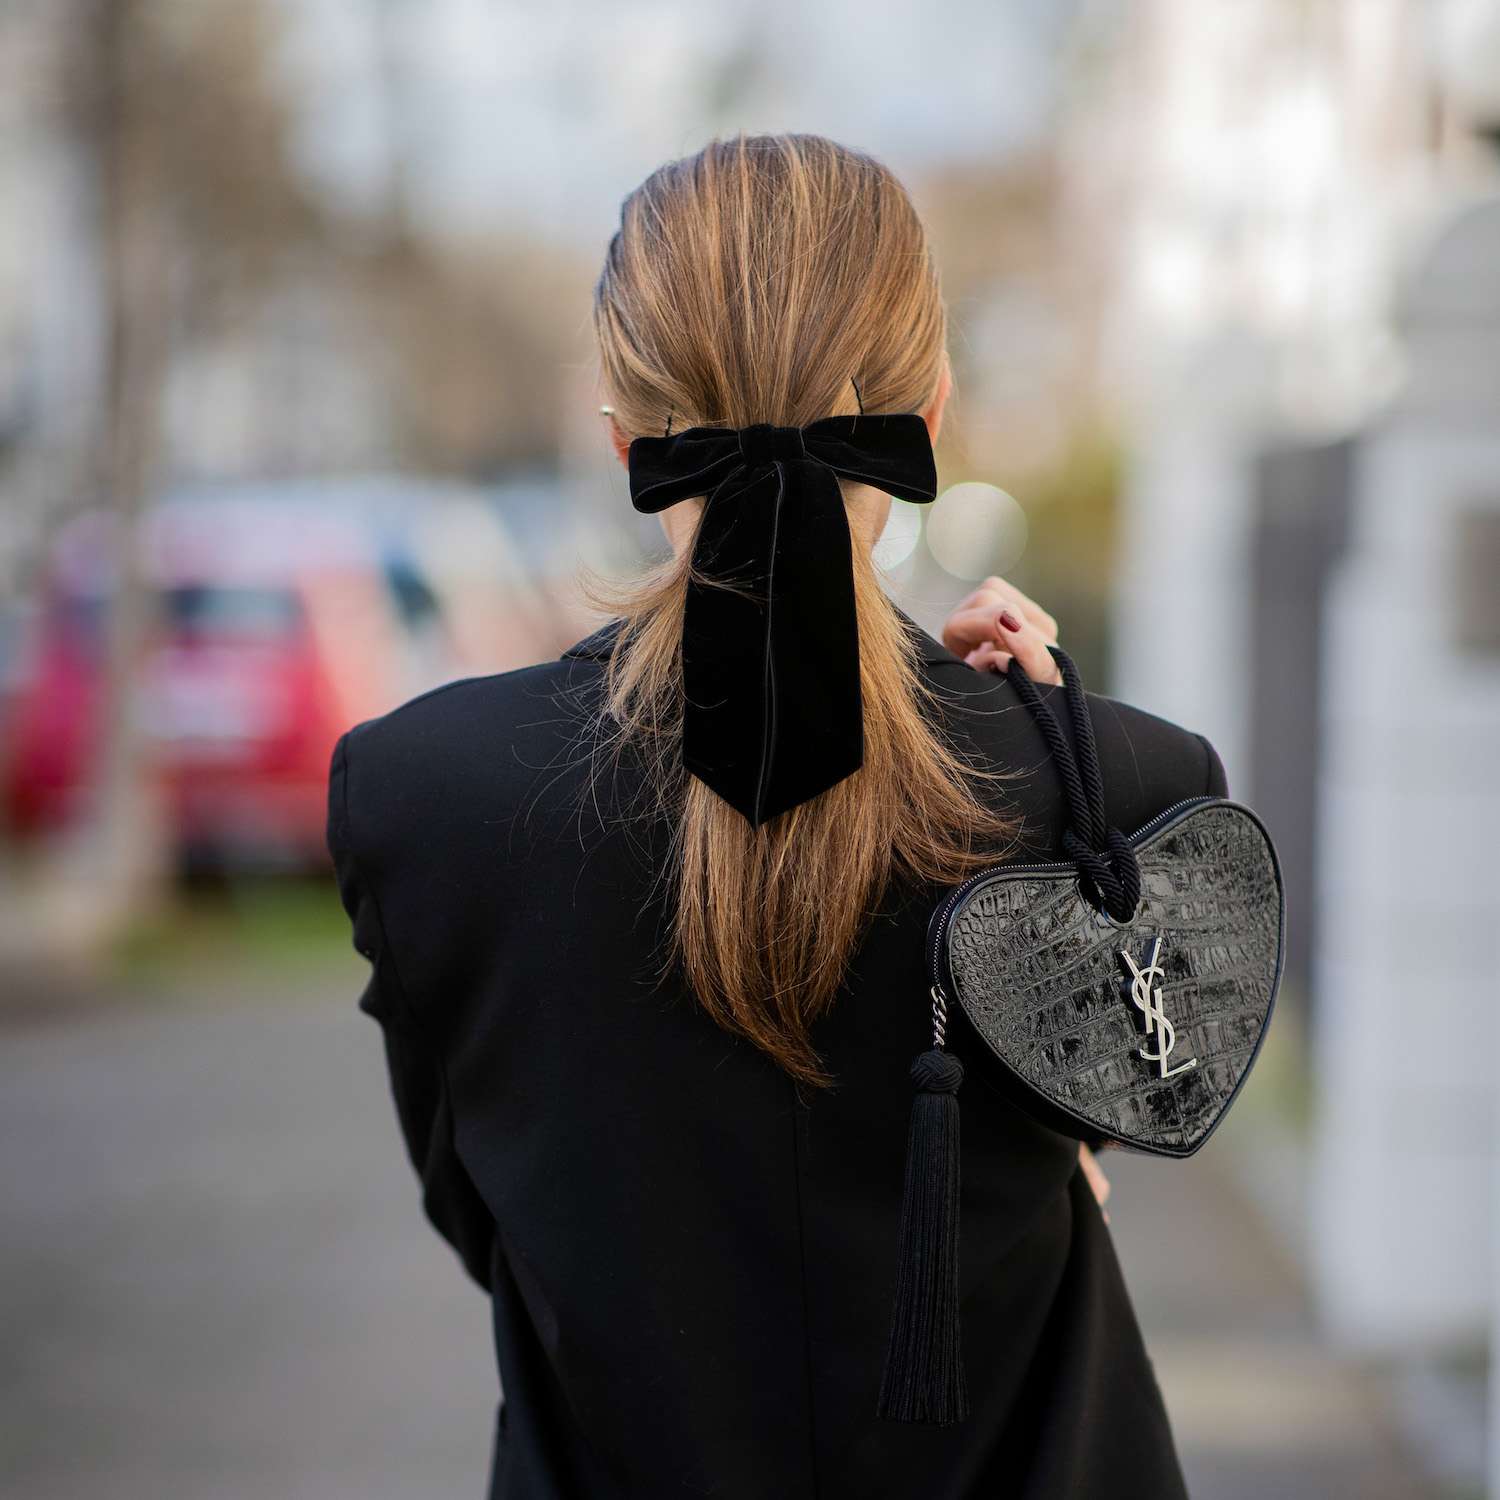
<box><xmin>876</xmin><ymin>1047</ymin><xmax>969</xmax><ymax>1425</ymax></box>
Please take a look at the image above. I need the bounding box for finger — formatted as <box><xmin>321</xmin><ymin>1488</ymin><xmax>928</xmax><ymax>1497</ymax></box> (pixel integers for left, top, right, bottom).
<box><xmin>1078</xmin><ymin>1144</ymin><xmax>1112</xmax><ymax>1207</ymax></box>
<box><xmin>1079</xmin><ymin>1148</ymin><xmax>1105</xmax><ymax>1204</ymax></box>
<box><xmin>942</xmin><ymin>598</ymin><xmax>1010</xmax><ymax>657</ymax></box>
<box><xmin>973</xmin><ymin>577</ymin><xmax>1059</xmax><ymax>643</ymax></box>
<box><xmin>996</xmin><ymin>609</ymin><xmax>1062</xmax><ymax>685</ymax></box>
<box><xmin>1004</xmin><ymin>586</ymin><xmax>1059</xmax><ymax>643</ymax></box>
<box><xmin>953</xmin><ymin>577</ymin><xmax>1012</xmax><ymax>613</ymax></box>
<box><xmin>964</xmin><ymin>643</ymin><xmax>1012</xmax><ymax>675</ymax></box>
<box><xmin>960</xmin><ymin>639</ymin><xmax>1020</xmax><ymax>675</ymax></box>
<box><xmin>942</xmin><ymin>577</ymin><xmax>1055</xmax><ymax>656</ymax></box>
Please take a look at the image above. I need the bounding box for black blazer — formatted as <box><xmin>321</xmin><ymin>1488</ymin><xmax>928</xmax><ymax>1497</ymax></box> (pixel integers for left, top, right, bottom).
<box><xmin>326</xmin><ymin>606</ymin><xmax>1226</xmax><ymax>1500</ymax></box>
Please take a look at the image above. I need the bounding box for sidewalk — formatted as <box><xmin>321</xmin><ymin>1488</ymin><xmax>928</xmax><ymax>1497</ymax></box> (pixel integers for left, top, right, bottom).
<box><xmin>0</xmin><ymin>978</ymin><xmax>498</xmax><ymax>1500</ymax></box>
<box><xmin>0</xmin><ymin>974</ymin><xmax>1451</xmax><ymax>1500</ymax></box>
<box><xmin>1105</xmin><ymin>1139</ymin><xmax>1442</xmax><ymax>1499</ymax></box>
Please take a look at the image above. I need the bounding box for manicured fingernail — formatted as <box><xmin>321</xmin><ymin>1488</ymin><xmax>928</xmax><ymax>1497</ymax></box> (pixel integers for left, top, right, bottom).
<box><xmin>998</xmin><ymin>609</ymin><xmax>1023</xmax><ymax>633</ymax></box>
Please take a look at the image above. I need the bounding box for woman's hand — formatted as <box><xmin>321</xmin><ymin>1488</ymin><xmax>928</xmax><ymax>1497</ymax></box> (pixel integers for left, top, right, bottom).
<box><xmin>1079</xmin><ymin>1143</ymin><xmax>1111</xmax><ymax>1224</ymax></box>
<box><xmin>941</xmin><ymin>576</ymin><xmax>1062</xmax><ymax>685</ymax></box>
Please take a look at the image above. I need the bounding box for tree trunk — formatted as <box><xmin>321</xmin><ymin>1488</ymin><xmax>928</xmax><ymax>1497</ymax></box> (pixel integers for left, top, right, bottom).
<box><xmin>87</xmin><ymin>0</ymin><xmax>170</xmax><ymax>936</ymax></box>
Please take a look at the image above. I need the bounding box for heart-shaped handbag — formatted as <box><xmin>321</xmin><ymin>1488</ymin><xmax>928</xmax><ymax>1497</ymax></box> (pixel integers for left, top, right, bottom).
<box><xmin>877</xmin><ymin>643</ymin><xmax>1285</xmax><ymax>1427</ymax></box>
<box><xmin>932</xmin><ymin>794</ymin><xmax>1283</xmax><ymax>1156</ymax></box>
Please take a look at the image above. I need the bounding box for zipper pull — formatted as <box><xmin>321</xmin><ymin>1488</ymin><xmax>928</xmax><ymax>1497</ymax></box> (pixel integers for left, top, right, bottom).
<box><xmin>929</xmin><ymin>983</ymin><xmax>951</xmax><ymax>1050</ymax></box>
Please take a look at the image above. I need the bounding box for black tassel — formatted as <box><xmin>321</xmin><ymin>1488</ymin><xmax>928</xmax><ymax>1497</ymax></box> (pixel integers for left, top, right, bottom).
<box><xmin>876</xmin><ymin>1046</ymin><xmax>969</xmax><ymax>1425</ymax></box>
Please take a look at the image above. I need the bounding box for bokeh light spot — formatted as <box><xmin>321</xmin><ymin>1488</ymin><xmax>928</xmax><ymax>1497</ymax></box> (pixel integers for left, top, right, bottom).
<box><xmin>924</xmin><ymin>482</ymin><xmax>1028</xmax><ymax>580</ymax></box>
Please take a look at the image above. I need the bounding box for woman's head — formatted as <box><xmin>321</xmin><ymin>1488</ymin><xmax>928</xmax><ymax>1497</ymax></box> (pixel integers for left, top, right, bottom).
<box><xmin>584</xmin><ymin>133</ymin><xmax>1016</xmax><ymax>1092</ymax></box>
<box><xmin>594</xmin><ymin>133</ymin><xmax>951</xmax><ymax>497</ymax></box>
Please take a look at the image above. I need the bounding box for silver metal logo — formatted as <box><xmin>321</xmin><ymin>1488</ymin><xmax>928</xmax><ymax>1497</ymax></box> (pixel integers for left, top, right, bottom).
<box><xmin>1118</xmin><ymin>934</ymin><xmax>1198</xmax><ymax>1079</ymax></box>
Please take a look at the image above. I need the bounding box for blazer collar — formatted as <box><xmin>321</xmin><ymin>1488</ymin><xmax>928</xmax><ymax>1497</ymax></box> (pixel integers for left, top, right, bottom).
<box><xmin>559</xmin><ymin>603</ymin><xmax>968</xmax><ymax>671</ymax></box>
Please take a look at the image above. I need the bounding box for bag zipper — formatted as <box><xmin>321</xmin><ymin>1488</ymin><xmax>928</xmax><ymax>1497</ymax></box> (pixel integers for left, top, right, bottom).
<box><xmin>926</xmin><ymin>794</ymin><xmax>1217</xmax><ymax>998</ymax></box>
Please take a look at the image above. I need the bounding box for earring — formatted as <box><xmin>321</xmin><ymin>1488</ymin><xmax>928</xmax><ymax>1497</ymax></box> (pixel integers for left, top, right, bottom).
<box><xmin>599</xmin><ymin>405</ymin><xmax>615</xmax><ymax>416</ymax></box>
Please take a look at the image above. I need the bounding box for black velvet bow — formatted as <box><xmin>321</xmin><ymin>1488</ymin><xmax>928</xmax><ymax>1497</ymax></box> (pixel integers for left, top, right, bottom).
<box><xmin>628</xmin><ymin>413</ymin><xmax>938</xmax><ymax>827</ymax></box>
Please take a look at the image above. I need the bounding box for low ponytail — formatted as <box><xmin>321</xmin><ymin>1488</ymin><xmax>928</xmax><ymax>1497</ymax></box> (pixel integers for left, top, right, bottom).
<box><xmin>585</xmin><ymin>132</ymin><xmax>1020</xmax><ymax>1090</ymax></box>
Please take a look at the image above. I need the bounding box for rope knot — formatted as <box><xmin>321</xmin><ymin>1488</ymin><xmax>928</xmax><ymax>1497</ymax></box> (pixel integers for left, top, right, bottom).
<box><xmin>1062</xmin><ymin>826</ymin><xmax>1141</xmax><ymax>923</ymax></box>
<box><xmin>910</xmin><ymin>1048</ymin><xmax>964</xmax><ymax>1094</ymax></box>
<box><xmin>737</xmin><ymin>423</ymin><xmax>807</xmax><ymax>467</ymax></box>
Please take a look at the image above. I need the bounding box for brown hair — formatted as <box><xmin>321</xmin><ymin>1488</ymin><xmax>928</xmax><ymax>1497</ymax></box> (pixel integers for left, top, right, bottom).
<box><xmin>587</xmin><ymin>133</ymin><xmax>1019</xmax><ymax>1091</ymax></box>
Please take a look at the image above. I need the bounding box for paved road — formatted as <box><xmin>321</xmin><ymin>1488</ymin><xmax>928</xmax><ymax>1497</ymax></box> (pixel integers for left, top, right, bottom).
<box><xmin>0</xmin><ymin>975</ymin><xmax>1440</xmax><ymax>1499</ymax></box>
<box><xmin>0</xmin><ymin>979</ymin><xmax>497</xmax><ymax>1500</ymax></box>
<box><xmin>1105</xmin><ymin>1147</ymin><xmax>1438</xmax><ymax>1498</ymax></box>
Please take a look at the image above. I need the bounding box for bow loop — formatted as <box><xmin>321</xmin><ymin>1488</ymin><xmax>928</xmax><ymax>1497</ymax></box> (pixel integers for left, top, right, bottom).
<box><xmin>625</xmin><ymin>412</ymin><xmax>938</xmax><ymax>826</ymax></box>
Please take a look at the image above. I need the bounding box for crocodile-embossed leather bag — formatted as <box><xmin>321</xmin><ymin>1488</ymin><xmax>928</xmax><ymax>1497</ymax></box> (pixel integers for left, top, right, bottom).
<box><xmin>878</xmin><ymin>642</ymin><xmax>1284</xmax><ymax>1427</ymax></box>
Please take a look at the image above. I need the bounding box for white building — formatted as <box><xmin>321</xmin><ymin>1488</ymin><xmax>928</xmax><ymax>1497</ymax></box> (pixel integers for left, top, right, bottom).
<box><xmin>1055</xmin><ymin>0</ymin><xmax>1500</xmax><ymax>1485</ymax></box>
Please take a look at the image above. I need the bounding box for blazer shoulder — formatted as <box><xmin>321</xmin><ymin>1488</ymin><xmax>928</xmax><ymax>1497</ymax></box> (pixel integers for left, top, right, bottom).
<box><xmin>1084</xmin><ymin>690</ymin><xmax>1228</xmax><ymax>809</ymax></box>
<box><xmin>330</xmin><ymin>655</ymin><xmax>606</xmax><ymax>863</ymax></box>
<box><xmin>343</xmin><ymin>655</ymin><xmax>600</xmax><ymax>757</ymax></box>
<box><xmin>923</xmin><ymin>661</ymin><xmax>1227</xmax><ymax>840</ymax></box>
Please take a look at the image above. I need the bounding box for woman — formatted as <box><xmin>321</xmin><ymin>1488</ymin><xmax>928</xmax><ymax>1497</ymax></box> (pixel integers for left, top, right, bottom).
<box><xmin>327</xmin><ymin>133</ymin><xmax>1225</xmax><ymax>1499</ymax></box>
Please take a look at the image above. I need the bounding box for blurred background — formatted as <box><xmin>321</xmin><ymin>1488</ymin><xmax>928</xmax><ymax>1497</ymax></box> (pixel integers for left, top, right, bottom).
<box><xmin>1</xmin><ymin>1</ymin><xmax>1497</xmax><ymax>1496</ymax></box>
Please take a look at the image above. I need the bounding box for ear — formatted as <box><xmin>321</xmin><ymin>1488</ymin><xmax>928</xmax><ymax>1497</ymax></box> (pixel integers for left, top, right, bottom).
<box><xmin>607</xmin><ymin>414</ymin><xmax>630</xmax><ymax>468</ymax></box>
<box><xmin>922</xmin><ymin>357</ymin><xmax>953</xmax><ymax>446</ymax></box>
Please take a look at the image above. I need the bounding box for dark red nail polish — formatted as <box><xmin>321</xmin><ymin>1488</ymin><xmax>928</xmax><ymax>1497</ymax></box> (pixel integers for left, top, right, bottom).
<box><xmin>999</xmin><ymin>609</ymin><xmax>1023</xmax><ymax>633</ymax></box>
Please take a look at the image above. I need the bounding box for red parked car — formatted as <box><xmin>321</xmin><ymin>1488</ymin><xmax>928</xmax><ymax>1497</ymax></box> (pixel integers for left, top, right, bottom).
<box><xmin>1</xmin><ymin>481</ymin><xmax>558</xmax><ymax>871</ymax></box>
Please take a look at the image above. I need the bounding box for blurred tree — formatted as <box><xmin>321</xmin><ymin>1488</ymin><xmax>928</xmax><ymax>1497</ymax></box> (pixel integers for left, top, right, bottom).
<box><xmin>1013</xmin><ymin>418</ymin><xmax>1123</xmax><ymax>684</ymax></box>
<box><xmin>85</xmin><ymin>0</ymin><xmax>174</xmax><ymax>930</ymax></box>
<box><xmin>919</xmin><ymin>150</ymin><xmax>1126</xmax><ymax>677</ymax></box>
<box><xmin>360</xmin><ymin>0</ymin><xmax>587</xmax><ymax>472</ymax></box>
<box><xmin>63</xmin><ymin>0</ymin><xmax>326</xmax><ymax>933</ymax></box>
<box><xmin>53</xmin><ymin>0</ymin><xmax>590</xmax><ymax>936</ymax></box>
<box><xmin>363</xmin><ymin>234</ymin><xmax>585</xmax><ymax>474</ymax></box>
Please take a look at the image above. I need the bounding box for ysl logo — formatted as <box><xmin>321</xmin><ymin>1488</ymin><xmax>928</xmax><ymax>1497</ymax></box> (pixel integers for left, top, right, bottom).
<box><xmin>1117</xmin><ymin>934</ymin><xmax>1198</xmax><ymax>1079</ymax></box>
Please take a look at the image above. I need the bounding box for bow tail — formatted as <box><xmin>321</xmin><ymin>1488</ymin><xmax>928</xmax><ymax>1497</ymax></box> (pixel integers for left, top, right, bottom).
<box><xmin>682</xmin><ymin>462</ymin><xmax>864</xmax><ymax>827</ymax></box>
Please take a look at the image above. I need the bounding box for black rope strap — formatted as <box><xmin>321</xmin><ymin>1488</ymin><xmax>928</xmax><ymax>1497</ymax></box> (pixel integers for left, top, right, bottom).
<box><xmin>1005</xmin><ymin>644</ymin><xmax>1141</xmax><ymax>923</ymax></box>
